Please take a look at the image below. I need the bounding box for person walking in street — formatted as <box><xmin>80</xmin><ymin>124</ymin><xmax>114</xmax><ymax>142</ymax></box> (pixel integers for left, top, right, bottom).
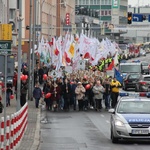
<box><xmin>62</xmin><ymin>78</ymin><xmax>71</xmax><ymax>111</ymax></box>
<box><xmin>20</xmin><ymin>80</ymin><xmax>28</xmax><ymax>107</ymax></box>
<box><xmin>75</xmin><ymin>82</ymin><xmax>86</xmax><ymax>111</ymax></box>
<box><xmin>103</xmin><ymin>78</ymin><xmax>111</xmax><ymax>110</ymax></box>
<box><xmin>33</xmin><ymin>82</ymin><xmax>42</xmax><ymax>108</ymax></box>
<box><xmin>92</xmin><ymin>79</ymin><xmax>105</xmax><ymax>111</ymax></box>
<box><xmin>70</xmin><ymin>80</ymin><xmax>77</xmax><ymax>110</ymax></box>
<box><xmin>6</xmin><ymin>84</ymin><xmax>13</xmax><ymax>107</ymax></box>
<box><xmin>110</xmin><ymin>77</ymin><xmax>121</xmax><ymax>108</ymax></box>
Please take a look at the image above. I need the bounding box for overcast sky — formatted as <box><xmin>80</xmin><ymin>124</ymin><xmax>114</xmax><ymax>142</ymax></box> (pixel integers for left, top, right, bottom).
<box><xmin>128</xmin><ymin>0</ymin><xmax>150</xmax><ymax>6</ymax></box>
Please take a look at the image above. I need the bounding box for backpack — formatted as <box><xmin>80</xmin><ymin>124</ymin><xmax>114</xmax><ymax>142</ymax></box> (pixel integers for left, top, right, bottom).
<box><xmin>0</xmin><ymin>102</ymin><xmax>3</xmax><ymax>113</ymax></box>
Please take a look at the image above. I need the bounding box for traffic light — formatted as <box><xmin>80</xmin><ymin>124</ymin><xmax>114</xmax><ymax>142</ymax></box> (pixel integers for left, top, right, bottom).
<box><xmin>65</xmin><ymin>13</ymin><xmax>70</xmax><ymax>25</ymax></box>
<box><xmin>127</xmin><ymin>12</ymin><xmax>132</xmax><ymax>24</ymax></box>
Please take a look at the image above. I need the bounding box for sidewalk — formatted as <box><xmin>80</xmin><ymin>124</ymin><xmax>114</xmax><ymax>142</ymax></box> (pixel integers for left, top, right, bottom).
<box><xmin>0</xmin><ymin>98</ymin><xmax>41</xmax><ymax>150</ymax></box>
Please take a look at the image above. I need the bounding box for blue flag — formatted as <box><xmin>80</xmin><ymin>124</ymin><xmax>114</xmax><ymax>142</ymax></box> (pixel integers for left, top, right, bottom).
<box><xmin>114</xmin><ymin>68</ymin><xmax>123</xmax><ymax>84</ymax></box>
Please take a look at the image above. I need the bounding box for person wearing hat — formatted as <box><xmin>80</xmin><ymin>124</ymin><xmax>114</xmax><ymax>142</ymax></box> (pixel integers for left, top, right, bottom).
<box><xmin>75</xmin><ymin>82</ymin><xmax>86</xmax><ymax>111</ymax></box>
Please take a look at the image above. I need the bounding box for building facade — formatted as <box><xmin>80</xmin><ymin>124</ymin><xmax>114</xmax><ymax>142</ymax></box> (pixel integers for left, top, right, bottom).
<box><xmin>4</xmin><ymin>0</ymin><xmax>75</xmax><ymax>62</ymax></box>
<box><xmin>75</xmin><ymin>0</ymin><xmax>128</xmax><ymax>42</ymax></box>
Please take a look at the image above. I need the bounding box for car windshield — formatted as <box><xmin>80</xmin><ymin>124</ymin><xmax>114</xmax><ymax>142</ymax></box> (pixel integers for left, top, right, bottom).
<box><xmin>120</xmin><ymin>65</ymin><xmax>141</xmax><ymax>73</ymax></box>
<box><xmin>117</xmin><ymin>101</ymin><xmax>150</xmax><ymax>114</ymax></box>
<box><xmin>142</xmin><ymin>62</ymin><xmax>148</xmax><ymax>66</ymax></box>
<box><xmin>119</xmin><ymin>45</ymin><xmax>127</xmax><ymax>50</ymax></box>
<box><xmin>128</xmin><ymin>74</ymin><xmax>140</xmax><ymax>79</ymax></box>
<box><xmin>144</xmin><ymin>77</ymin><xmax>150</xmax><ymax>81</ymax></box>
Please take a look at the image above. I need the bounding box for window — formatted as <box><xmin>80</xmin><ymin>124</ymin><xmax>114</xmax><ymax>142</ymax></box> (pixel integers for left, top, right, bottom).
<box><xmin>9</xmin><ymin>9</ymin><xmax>16</xmax><ymax>19</ymax></box>
<box><xmin>101</xmin><ymin>10</ymin><xmax>104</xmax><ymax>15</ymax></box>
<box><xmin>101</xmin><ymin>0</ymin><xmax>105</xmax><ymax>5</ymax></box>
<box><xmin>83</xmin><ymin>0</ymin><xmax>86</xmax><ymax>4</ymax></box>
<box><xmin>108</xmin><ymin>10</ymin><xmax>111</xmax><ymax>15</ymax></box>
<box><xmin>90</xmin><ymin>0</ymin><xmax>94</xmax><ymax>5</ymax></box>
<box><xmin>105</xmin><ymin>0</ymin><xmax>108</xmax><ymax>5</ymax></box>
<box><xmin>94</xmin><ymin>0</ymin><xmax>97</xmax><ymax>4</ymax></box>
<box><xmin>105</xmin><ymin>10</ymin><xmax>107</xmax><ymax>15</ymax></box>
<box><xmin>75</xmin><ymin>0</ymin><xmax>78</xmax><ymax>5</ymax></box>
<box><xmin>86</xmin><ymin>0</ymin><xmax>89</xmax><ymax>4</ymax></box>
<box><xmin>97</xmin><ymin>0</ymin><xmax>100</xmax><ymax>4</ymax></box>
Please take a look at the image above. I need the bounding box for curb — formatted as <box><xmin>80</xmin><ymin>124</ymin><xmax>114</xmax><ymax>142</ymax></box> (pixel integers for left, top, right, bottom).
<box><xmin>30</xmin><ymin>108</ymin><xmax>41</xmax><ymax>150</ymax></box>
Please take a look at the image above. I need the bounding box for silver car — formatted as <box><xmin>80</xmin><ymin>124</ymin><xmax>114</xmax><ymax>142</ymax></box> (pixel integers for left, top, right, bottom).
<box><xmin>109</xmin><ymin>97</ymin><xmax>150</xmax><ymax>143</ymax></box>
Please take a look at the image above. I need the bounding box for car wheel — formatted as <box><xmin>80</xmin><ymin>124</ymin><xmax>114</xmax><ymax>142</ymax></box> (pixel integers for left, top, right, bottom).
<box><xmin>111</xmin><ymin>129</ymin><xmax>118</xmax><ymax>143</ymax></box>
<box><xmin>123</xmin><ymin>83</ymin><xmax>127</xmax><ymax>91</ymax></box>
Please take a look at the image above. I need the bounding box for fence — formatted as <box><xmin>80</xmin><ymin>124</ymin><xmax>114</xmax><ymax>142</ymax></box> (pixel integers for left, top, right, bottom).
<box><xmin>0</xmin><ymin>102</ymin><xmax>28</xmax><ymax>150</ymax></box>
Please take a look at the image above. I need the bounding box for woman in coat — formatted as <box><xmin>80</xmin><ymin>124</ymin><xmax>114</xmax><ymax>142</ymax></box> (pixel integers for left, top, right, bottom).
<box><xmin>92</xmin><ymin>79</ymin><xmax>105</xmax><ymax>111</ymax></box>
<box><xmin>75</xmin><ymin>82</ymin><xmax>86</xmax><ymax>111</ymax></box>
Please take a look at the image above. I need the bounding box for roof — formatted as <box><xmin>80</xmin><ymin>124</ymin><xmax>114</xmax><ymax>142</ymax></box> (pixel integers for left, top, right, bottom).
<box><xmin>120</xmin><ymin>62</ymin><xmax>141</xmax><ymax>65</ymax></box>
<box><xmin>120</xmin><ymin>97</ymin><xmax>150</xmax><ymax>101</ymax></box>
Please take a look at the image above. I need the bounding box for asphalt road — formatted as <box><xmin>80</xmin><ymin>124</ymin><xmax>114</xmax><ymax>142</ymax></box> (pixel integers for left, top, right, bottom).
<box><xmin>39</xmin><ymin>109</ymin><xmax>150</xmax><ymax>150</ymax></box>
<box><xmin>38</xmin><ymin>54</ymin><xmax>150</xmax><ymax>150</ymax></box>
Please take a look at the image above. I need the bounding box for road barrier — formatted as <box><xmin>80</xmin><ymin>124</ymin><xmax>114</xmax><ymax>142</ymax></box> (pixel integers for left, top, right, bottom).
<box><xmin>0</xmin><ymin>102</ymin><xmax>28</xmax><ymax>150</ymax></box>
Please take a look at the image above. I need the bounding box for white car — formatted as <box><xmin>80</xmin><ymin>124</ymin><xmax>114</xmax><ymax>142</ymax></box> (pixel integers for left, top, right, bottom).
<box><xmin>109</xmin><ymin>97</ymin><xmax>150</xmax><ymax>143</ymax></box>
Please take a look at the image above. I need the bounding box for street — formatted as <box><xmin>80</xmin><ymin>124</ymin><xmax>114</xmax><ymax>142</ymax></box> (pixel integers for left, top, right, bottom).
<box><xmin>39</xmin><ymin>109</ymin><xmax>150</xmax><ymax>150</ymax></box>
<box><xmin>38</xmin><ymin>54</ymin><xmax>150</xmax><ymax>150</ymax></box>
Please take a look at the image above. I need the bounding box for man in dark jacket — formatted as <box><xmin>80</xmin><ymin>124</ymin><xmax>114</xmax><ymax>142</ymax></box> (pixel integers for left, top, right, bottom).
<box><xmin>33</xmin><ymin>82</ymin><xmax>42</xmax><ymax>108</ymax></box>
<box><xmin>70</xmin><ymin>80</ymin><xmax>77</xmax><ymax>110</ymax></box>
<box><xmin>20</xmin><ymin>80</ymin><xmax>28</xmax><ymax>107</ymax></box>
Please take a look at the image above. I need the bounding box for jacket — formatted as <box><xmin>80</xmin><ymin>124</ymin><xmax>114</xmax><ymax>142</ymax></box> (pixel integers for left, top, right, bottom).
<box><xmin>92</xmin><ymin>85</ymin><xmax>105</xmax><ymax>99</ymax></box>
<box><xmin>75</xmin><ymin>85</ymin><xmax>85</xmax><ymax>100</ymax></box>
<box><xmin>21</xmin><ymin>82</ymin><xmax>28</xmax><ymax>94</ymax></box>
<box><xmin>110</xmin><ymin>81</ymin><xmax>121</xmax><ymax>93</ymax></box>
<box><xmin>33</xmin><ymin>87</ymin><xmax>42</xmax><ymax>99</ymax></box>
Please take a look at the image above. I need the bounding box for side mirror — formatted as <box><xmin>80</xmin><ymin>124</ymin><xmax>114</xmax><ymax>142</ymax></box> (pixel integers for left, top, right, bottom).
<box><xmin>108</xmin><ymin>108</ymin><xmax>115</xmax><ymax>113</ymax></box>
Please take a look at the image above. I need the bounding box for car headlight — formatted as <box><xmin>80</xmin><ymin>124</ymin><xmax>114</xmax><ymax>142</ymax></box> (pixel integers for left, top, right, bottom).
<box><xmin>115</xmin><ymin>120</ymin><xmax>124</xmax><ymax>127</ymax></box>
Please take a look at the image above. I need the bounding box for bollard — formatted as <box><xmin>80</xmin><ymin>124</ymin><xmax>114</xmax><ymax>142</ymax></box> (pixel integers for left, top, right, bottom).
<box><xmin>6</xmin><ymin>116</ymin><xmax>10</xmax><ymax>150</ymax></box>
<box><xmin>0</xmin><ymin>117</ymin><xmax>4</xmax><ymax>150</ymax></box>
<box><xmin>10</xmin><ymin>114</ymin><xmax>14</xmax><ymax>150</ymax></box>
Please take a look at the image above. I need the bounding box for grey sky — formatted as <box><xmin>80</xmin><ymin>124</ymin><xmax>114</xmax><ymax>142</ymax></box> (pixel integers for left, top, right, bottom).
<box><xmin>128</xmin><ymin>0</ymin><xmax>150</xmax><ymax>6</ymax></box>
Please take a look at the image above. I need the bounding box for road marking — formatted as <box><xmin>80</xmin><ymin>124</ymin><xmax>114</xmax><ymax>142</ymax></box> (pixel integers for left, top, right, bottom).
<box><xmin>100</xmin><ymin>114</ymin><xmax>104</xmax><ymax>117</ymax></box>
<box><xmin>106</xmin><ymin>120</ymin><xmax>110</xmax><ymax>124</ymax></box>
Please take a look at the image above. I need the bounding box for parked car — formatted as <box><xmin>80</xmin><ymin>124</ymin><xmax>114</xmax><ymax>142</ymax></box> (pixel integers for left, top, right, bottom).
<box><xmin>141</xmin><ymin>61</ymin><xmax>149</xmax><ymax>74</ymax></box>
<box><xmin>122</xmin><ymin>73</ymin><xmax>141</xmax><ymax>91</ymax></box>
<box><xmin>135</xmin><ymin>75</ymin><xmax>150</xmax><ymax>92</ymax></box>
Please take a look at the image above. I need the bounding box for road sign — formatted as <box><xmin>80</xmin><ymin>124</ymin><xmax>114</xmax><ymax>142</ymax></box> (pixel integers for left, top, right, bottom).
<box><xmin>132</xmin><ymin>14</ymin><xmax>143</xmax><ymax>22</ymax></box>
<box><xmin>0</xmin><ymin>24</ymin><xmax>12</xmax><ymax>40</ymax></box>
<box><xmin>0</xmin><ymin>41</ymin><xmax>11</xmax><ymax>50</ymax></box>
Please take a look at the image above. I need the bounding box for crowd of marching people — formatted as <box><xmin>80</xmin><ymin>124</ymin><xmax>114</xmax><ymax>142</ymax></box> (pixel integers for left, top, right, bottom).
<box><xmin>37</xmin><ymin>73</ymin><xmax>122</xmax><ymax>112</ymax></box>
<box><xmin>10</xmin><ymin>52</ymin><xmax>122</xmax><ymax>111</ymax></box>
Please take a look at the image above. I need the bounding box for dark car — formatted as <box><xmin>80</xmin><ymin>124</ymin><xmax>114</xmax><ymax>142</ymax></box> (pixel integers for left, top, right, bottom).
<box><xmin>135</xmin><ymin>75</ymin><xmax>150</xmax><ymax>92</ymax></box>
<box><xmin>122</xmin><ymin>73</ymin><xmax>141</xmax><ymax>91</ymax></box>
<box><xmin>141</xmin><ymin>61</ymin><xmax>149</xmax><ymax>74</ymax></box>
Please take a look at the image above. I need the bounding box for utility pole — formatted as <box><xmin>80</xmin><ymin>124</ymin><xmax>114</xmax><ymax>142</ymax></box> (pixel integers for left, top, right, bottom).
<box><xmin>31</xmin><ymin>0</ymin><xmax>36</xmax><ymax>94</ymax></box>
<box><xmin>28</xmin><ymin>0</ymin><xmax>33</xmax><ymax>100</ymax></box>
<box><xmin>7</xmin><ymin>0</ymin><xmax>9</xmax><ymax>23</ymax></box>
<box><xmin>17</xmin><ymin>0</ymin><xmax>22</xmax><ymax>110</ymax></box>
